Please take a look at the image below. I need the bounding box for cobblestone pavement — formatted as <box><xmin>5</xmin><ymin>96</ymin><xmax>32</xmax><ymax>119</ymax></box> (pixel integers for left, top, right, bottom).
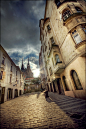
<box><xmin>0</xmin><ymin>92</ymin><xmax>86</xmax><ymax>129</ymax></box>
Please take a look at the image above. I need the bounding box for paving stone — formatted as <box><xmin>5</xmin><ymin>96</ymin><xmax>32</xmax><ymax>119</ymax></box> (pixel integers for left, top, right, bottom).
<box><xmin>0</xmin><ymin>92</ymin><xmax>86</xmax><ymax>129</ymax></box>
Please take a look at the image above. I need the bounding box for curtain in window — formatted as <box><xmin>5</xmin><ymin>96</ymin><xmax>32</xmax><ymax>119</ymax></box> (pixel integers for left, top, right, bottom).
<box><xmin>72</xmin><ymin>70</ymin><xmax>83</xmax><ymax>90</ymax></box>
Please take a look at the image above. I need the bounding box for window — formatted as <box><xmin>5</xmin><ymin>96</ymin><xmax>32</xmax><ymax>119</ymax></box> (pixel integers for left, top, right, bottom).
<box><xmin>81</xmin><ymin>24</ymin><xmax>86</xmax><ymax>33</ymax></box>
<box><xmin>10</xmin><ymin>75</ymin><xmax>12</xmax><ymax>83</ymax></box>
<box><xmin>47</xmin><ymin>25</ymin><xmax>51</xmax><ymax>31</ymax></box>
<box><xmin>62</xmin><ymin>9</ymin><xmax>71</xmax><ymax>21</ymax></box>
<box><xmin>75</xmin><ymin>7</ymin><xmax>82</xmax><ymax>13</ymax></box>
<box><xmin>11</xmin><ymin>65</ymin><xmax>12</xmax><ymax>72</ymax></box>
<box><xmin>55</xmin><ymin>0</ymin><xmax>61</xmax><ymax>8</ymax></box>
<box><xmin>0</xmin><ymin>71</ymin><xmax>3</xmax><ymax>79</ymax></box>
<box><xmin>55</xmin><ymin>54</ymin><xmax>62</xmax><ymax>64</ymax></box>
<box><xmin>50</xmin><ymin>37</ymin><xmax>55</xmax><ymax>44</ymax></box>
<box><xmin>16</xmin><ymin>71</ymin><xmax>17</xmax><ymax>76</ymax></box>
<box><xmin>49</xmin><ymin>67</ymin><xmax>53</xmax><ymax>76</ymax></box>
<box><xmin>62</xmin><ymin>76</ymin><xmax>69</xmax><ymax>91</ymax></box>
<box><xmin>2</xmin><ymin>57</ymin><xmax>5</xmax><ymax>65</ymax></box>
<box><xmin>71</xmin><ymin>70</ymin><xmax>83</xmax><ymax>90</ymax></box>
<box><xmin>72</xmin><ymin>30</ymin><xmax>82</xmax><ymax>44</ymax></box>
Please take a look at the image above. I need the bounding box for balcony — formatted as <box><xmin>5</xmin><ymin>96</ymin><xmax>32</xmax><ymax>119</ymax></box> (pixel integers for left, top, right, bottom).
<box><xmin>54</xmin><ymin>63</ymin><xmax>65</xmax><ymax>74</ymax></box>
<box><xmin>63</xmin><ymin>12</ymin><xmax>86</xmax><ymax>25</ymax></box>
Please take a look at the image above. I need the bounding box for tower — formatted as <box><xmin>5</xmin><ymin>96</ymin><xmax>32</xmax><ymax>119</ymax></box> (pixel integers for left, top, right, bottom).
<box><xmin>21</xmin><ymin>58</ymin><xmax>24</xmax><ymax>70</ymax></box>
<box><xmin>27</xmin><ymin>57</ymin><xmax>30</xmax><ymax>69</ymax></box>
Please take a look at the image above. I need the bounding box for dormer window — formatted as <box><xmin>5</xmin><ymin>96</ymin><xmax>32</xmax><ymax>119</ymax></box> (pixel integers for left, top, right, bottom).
<box><xmin>75</xmin><ymin>7</ymin><xmax>82</xmax><ymax>13</ymax></box>
<box><xmin>50</xmin><ymin>37</ymin><xmax>55</xmax><ymax>44</ymax></box>
<box><xmin>62</xmin><ymin>9</ymin><xmax>71</xmax><ymax>21</ymax></box>
<box><xmin>47</xmin><ymin>25</ymin><xmax>51</xmax><ymax>31</ymax></box>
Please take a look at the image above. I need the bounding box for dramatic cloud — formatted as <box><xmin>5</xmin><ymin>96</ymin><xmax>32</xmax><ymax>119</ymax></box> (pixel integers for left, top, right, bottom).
<box><xmin>1</xmin><ymin>0</ymin><xmax>46</xmax><ymax>77</ymax></box>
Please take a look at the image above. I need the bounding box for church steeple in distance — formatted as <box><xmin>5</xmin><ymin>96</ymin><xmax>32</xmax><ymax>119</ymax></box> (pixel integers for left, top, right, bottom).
<box><xmin>21</xmin><ymin>58</ymin><xmax>24</xmax><ymax>70</ymax></box>
<box><xmin>27</xmin><ymin>57</ymin><xmax>30</xmax><ymax>69</ymax></box>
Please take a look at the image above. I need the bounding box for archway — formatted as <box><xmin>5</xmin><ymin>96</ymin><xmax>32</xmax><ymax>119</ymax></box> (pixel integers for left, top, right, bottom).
<box><xmin>15</xmin><ymin>89</ymin><xmax>18</xmax><ymax>98</ymax></box>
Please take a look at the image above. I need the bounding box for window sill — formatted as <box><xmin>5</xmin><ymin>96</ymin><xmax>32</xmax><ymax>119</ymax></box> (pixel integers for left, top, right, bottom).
<box><xmin>75</xmin><ymin>40</ymin><xmax>86</xmax><ymax>49</ymax></box>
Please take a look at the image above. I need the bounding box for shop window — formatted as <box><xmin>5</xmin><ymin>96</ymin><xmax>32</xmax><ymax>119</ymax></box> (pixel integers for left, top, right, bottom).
<box><xmin>62</xmin><ymin>9</ymin><xmax>71</xmax><ymax>21</ymax></box>
<box><xmin>62</xmin><ymin>76</ymin><xmax>69</xmax><ymax>91</ymax></box>
<box><xmin>0</xmin><ymin>71</ymin><xmax>3</xmax><ymax>79</ymax></box>
<box><xmin>71</xmin><ymin>70</ymin><xmax>83</xmax><ymax>90</ymax></box>
<box><xmin>55</xmin><ymin>54</ymin><xmax>62</xmax><ymax>65</ymax></box>
<box><xmin>2</xmin><ymin>57</ymin><xmax>5</xmax><ymax>65</ymax></box>
<box><xmin>47</xmin><ymin>25</ymin><xmax>51</xmax><ymax>31</ymax></box>
<box><xmin>75</xmin><ymin>7</ymin><xmax>82</xmax><ymax>13</ymax></box>
<box><xmin>72</xmin><ymin>30</ymin><xmax>82</xmax><ymax>44</ymax></box>
<box><xmin>50</xmin><ymin>37</ymin><xmax>55</xmax><ymax>44</ymax></box>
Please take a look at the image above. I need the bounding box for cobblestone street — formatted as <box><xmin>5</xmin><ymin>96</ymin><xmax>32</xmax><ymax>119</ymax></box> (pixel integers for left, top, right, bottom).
<box><xmin>0</xmin><ymin>92</ymin><xmax>86</xmax><ymax>129</ymax></box>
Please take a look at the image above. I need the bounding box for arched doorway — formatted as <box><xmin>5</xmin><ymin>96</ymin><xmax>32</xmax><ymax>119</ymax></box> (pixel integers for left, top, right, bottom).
<box><xmin>57</xmin><ymin>78</ymin><xmax>61</xmax><ymax>94</ymax></box>
<box><xmin>53</xmin><ymin>81</ymin><xmax>56</xmax><ymax>92</ymax></box>
<box><xmin>7</xmin><ymin>88</ymin><xmax>12</xmax><ymax>100</ymax></box>
<box><xmin>71</xmin><ymin>70</ymin><xmax>83</xmax><ymax>90</ymax></box>
<box><xmin>15</xmin><ymin>89</ymin><xmax>18</xmax><ymax>98</ymax></box>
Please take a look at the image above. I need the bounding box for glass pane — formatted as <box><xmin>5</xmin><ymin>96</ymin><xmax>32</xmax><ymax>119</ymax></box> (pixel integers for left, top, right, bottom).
<box><xmin>74</xmin><ymin>34</ymin><xmax>82</xmax><ymax>44</ymax></box>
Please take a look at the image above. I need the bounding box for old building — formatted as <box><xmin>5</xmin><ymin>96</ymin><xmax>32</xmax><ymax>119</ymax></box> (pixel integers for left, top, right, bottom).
<box><xmin>0</xmin><ymin>45</ymin><xmax>24</xmax><ymax>103</ymax></box>
<box><xmin>39</xmin><ymin>0</ymin><xmax>86</xmax><ymax>99</ymax></box>
<box><xmin>39</xmin><ymin>46</ymin><xmax>47</xmax><ymax>89</ymax></box>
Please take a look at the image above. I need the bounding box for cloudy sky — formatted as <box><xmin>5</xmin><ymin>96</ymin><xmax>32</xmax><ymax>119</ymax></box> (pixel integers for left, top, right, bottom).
<box><xmin>1</xmin><ymin>0</ymin><xmax>46</xmax><ymax>77</ymax></box>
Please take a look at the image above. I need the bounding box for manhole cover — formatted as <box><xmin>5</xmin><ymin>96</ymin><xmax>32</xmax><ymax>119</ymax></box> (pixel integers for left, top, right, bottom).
<box><xmin>70</xmin><ymin>114</ymin><xmax>82</xmax><ymax>119</ymax></box>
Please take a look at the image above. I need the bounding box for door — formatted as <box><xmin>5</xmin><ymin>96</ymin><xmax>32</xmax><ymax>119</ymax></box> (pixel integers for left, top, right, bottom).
<box><xmin>1</xmin><ymin>87</ymin><xmax>5</xmax><ymax>103</ymax></box>
<box><xmin>57</xmin><ymin>78</ymin><xmax>61</xmax><ymax>94</ymax></box>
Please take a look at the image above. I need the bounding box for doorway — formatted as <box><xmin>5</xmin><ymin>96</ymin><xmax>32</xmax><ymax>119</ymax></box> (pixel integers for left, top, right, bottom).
<box><xmin>1</xmin><ymin>87</ymin><xmax>5</xmax><ymax>103</ymax></box>
<box><xmin>50</xmin><ymin>83</ymin><xmax>53</xmax><ymax>92</ymax></box>
<box><xmin>15</xmin><ymin>89</ymin><xmax>18</xmax><ymax>97</ymax></box>
<box><xmin>53</xmin><ymin>81</ymin><xmax>56</xmax><ymax>92</ymax></box>
<box><xmin>57</xmin><ymin>78</ymin><xmax>61</xmax><ymax>94</ymax></box>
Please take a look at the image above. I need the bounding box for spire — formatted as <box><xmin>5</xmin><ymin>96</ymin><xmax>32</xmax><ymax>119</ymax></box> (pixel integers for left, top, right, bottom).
<box><xmin>21</xmin><ymin>58</ymin><xmax>24</xmax><ymax>70</ymax></box>
<box><xmin>28</xmin><ymin>57</ymin><xmax>29</xmax><ymax>65</ymax></box>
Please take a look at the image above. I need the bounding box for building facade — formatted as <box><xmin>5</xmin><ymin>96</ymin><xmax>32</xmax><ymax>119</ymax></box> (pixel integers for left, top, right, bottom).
<box><xmin>39</xmin><ymin>46</ymin><xmax>47</xmax><ymax>89</ymax></box>
<box><xmin>39</xmin><ymin>0</ymin><xmax>86</xmax><ymax>99</ymax></box>
<box><xmin>0</xmin><ymin>45</ymin><xmax>24</xmax><ymax>103</ymax></box>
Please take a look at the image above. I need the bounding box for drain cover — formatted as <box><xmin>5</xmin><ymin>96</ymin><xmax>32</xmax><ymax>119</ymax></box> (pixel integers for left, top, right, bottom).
<box><xmin>70</xmin><ymin>114</ymin><xmax>82</xmax><ymax>119</ymax></box>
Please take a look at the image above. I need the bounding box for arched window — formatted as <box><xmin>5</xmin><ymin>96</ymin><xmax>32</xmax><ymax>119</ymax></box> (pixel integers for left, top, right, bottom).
<box><xmin>63</xmin><ymin>76</ymin><xmax>69</xmax><ymax>91</ymax></box>
<box><xmin>55</xmin><ymin>54</ymin><xmax>61</xmax><ymax>64</ymax></box>
<box><xmin>75</xmin><ymin>7</ymin><xmax>82</xmax><ymax>13</ymax></box>
<box><xmin>62</xmin><ymin>9</ymin><xmax>71</xmax><ymax>21</ymax></box>
<box><xmin>71</xmin><ymin>70</ymin><xmax>83</xmax><ymax>90</ymax></box>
